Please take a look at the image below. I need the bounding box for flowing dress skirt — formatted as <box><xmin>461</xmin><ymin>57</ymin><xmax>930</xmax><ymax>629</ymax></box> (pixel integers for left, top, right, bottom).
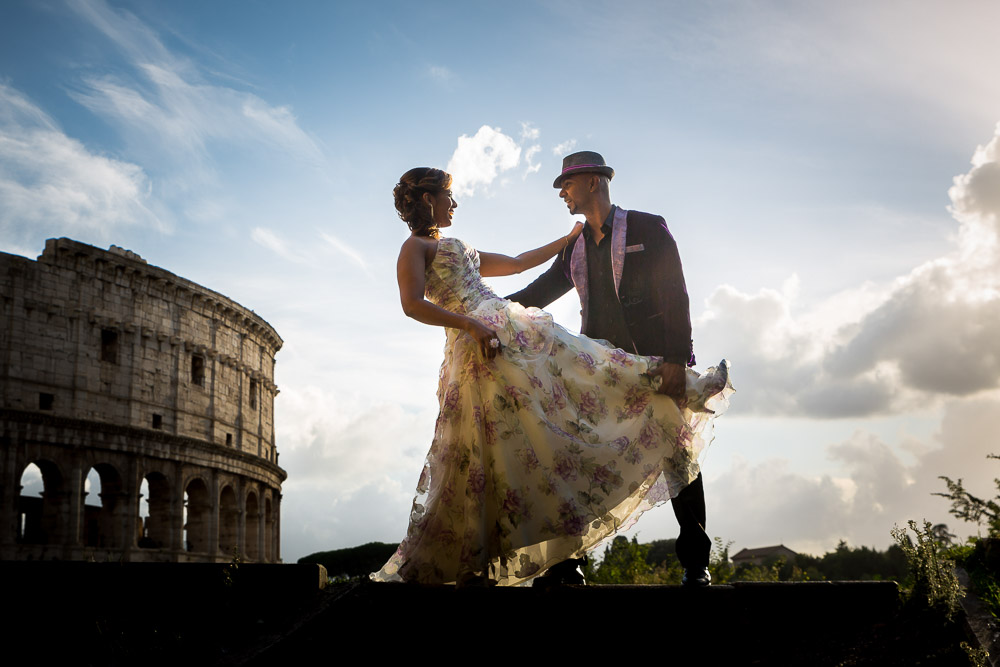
<box><xmin>372</xmin><ymin>298</ymin><xmax>732</xmax><ymax>586</ymax></box>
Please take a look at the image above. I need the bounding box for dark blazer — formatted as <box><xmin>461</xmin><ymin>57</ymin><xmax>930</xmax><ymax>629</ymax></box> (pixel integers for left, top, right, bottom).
<box><xmin>506</xmin><ymin>209</ymin><xmax>694</xmax><ymax>366</ymax></box>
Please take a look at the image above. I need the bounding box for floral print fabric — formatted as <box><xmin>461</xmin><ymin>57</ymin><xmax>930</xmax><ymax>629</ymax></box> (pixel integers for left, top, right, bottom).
<box><xmin>372</xmin><ymin>237</ymin><xmax>732</xmax><ymax>585</ymax></box>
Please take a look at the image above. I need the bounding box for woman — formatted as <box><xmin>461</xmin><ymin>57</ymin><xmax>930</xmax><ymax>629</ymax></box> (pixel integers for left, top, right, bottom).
<box><xmin>372</xmin><ymin>167</ymin><xmax>731</xmax><ymax>586</ymax></box>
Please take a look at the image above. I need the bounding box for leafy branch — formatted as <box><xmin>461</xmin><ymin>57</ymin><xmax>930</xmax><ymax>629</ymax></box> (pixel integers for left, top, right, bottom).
<box><xmin>934</xmin><ymin>454</ymin><xmax>1000</xmax><ymax>536</ymax></box>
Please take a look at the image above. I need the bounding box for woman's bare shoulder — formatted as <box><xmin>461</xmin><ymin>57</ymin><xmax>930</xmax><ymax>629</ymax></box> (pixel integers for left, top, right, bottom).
<box><xmin>399</xmin><ymin>234</ymin><xmax>438</xmax><ymax>264</ymax></box>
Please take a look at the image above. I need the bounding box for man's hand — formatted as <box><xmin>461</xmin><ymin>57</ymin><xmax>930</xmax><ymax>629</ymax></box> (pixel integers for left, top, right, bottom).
<box><xmin>649</xmin><ymin>362</ymin><xmax>686</xmax><ymax>400</ymax></box>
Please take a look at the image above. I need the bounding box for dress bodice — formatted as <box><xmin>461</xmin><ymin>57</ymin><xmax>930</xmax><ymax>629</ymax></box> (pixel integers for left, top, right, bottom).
<box><xmin>425</xmin><ymin>237</ymin><xmax>499</xmax><ymax>315</ymax></box>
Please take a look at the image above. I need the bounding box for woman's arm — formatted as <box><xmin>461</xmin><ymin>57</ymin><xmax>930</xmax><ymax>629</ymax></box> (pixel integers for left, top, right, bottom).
<box><xmin>397</xmin><ymin>237</ymin><xmax>501</xmax><ymax>359</ymax></box>
<box><xmin>479</xmin><ymin>222</ymin><xmax>583</xmax><ymax>278</ymax></box>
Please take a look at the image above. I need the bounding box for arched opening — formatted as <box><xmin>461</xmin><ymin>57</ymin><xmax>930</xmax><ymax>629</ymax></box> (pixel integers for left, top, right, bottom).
<box><xmin>82</xmin><ymin>463</ymin><xmax>125</xmax><ymax>549</ymax></box>
<box><xmin>219</xmin><ymin>485</ymin><xmax>238</xmax><ymax>557</ymax></box>
<box><xmin>83</xmin><ymin>468</ymin><xmax>101</xmax><ymax>547</ymax></box>
<box><xmin>17</xmin><ymin>461</ymin><xmax>64</xmax><ymax>545</ymax></box>
<box><xmin>184</xmin><ymin>478</ymin><xmax>210</xmax><ymax>553</ymax></box>
<box><xmin>264</xmin><ymin>496</ymin><xmax>274</xmax><ymax>562</ymax></box>
<box><xmin>138</xmin><ymin>472</ymin><xmax>171</xmax><ymax>549</ymax></box>
<box><xmin>245</xmin><ymin>491</ymin><xmax>259</xmax><ymax>561</ymax></box>
<box><xmin>138</xmin><ymin>477</ymin><xmax>149</xmax><ymax>541</ymax></box>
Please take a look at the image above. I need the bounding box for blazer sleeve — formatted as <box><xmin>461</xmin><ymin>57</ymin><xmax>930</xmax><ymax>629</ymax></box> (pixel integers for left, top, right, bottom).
<box><xmin>645</xmin><ymin>216</ymin><xmax>695</xmax><ymax>366</ymax></box>
<box><xmin>504</xmin><ymin>246</ymin><xmax>574</xmax><ymax>308</ymax></box>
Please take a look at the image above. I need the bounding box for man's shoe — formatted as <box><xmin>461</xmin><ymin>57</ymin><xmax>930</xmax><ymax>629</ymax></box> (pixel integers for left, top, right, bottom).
<box><xmin>682</xmin><ymin>567</ymin><xmax>711</xmax><ymax>587</ymax></box>
<box><xmin>532</xmin><ymin>558</ymin><xmax>586</xmax><ymax>587</ymax></box>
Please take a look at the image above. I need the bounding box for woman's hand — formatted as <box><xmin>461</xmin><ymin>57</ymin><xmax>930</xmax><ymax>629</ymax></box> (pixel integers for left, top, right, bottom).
<box><xmin>463</xmin><ymin>318</ymin><xmax>502</xmax><ymax>360</ymax></box>
<box><xmin>567</xmin><ymin>220</ymin><xmax>584</xmax><ymax>243</ymax></box>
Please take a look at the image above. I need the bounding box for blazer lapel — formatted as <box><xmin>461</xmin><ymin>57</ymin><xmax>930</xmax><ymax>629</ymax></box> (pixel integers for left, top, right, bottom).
<box><xmin>611</xmin><ymin>207</ymin><xmax>628</xmax><ymax>297</ymax></box>
<box><xmin>571</xmin><ymin>207</ymin><xmax>629</xmax><ymax>328</ymax></box>
<box><xmin>570</xmin><ymin>233</ymin><xmax>588</xmax><ymax>324</ymax></box>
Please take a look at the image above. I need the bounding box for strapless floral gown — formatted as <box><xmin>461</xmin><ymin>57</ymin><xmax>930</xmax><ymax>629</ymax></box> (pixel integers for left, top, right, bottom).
<box><xmin>372</xmin><ymin>237</ymin><xmax>733</xmax><ymax>586</ymax></box>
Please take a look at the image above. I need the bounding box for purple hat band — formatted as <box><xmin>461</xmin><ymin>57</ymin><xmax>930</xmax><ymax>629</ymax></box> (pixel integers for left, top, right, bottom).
<box><xmin>561</xmin><ymin>163</ymin><xmax>603</xmax><ymax>174</ymax></box>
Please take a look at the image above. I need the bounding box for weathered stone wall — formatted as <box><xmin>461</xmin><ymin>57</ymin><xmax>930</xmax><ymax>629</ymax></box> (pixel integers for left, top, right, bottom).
<box><xmin>0</xmin><ymin>238</ymin><xmax>286</xmax><ymax>562</ymax></box>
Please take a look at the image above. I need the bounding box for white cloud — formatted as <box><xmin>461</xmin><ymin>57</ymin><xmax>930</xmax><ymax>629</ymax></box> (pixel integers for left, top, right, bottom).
<box><xmin>709</xmin><ymin>395</ymin><xmax>1000</xmax><ymax>554</ymax></box>
<box><xmin>282</xmin><ymin>479</ymin><xmax>412</xmax><ymax>562</ymax></box>
<box><xmin>68</xmin><ymin>0</ymin><xmax>178</xmax><ymax>70</ymax></box>
<box><xmin>250</xmin><ymin>227</ymin><xmax>371</xmax><ymax>273</ymax></box>
<box><xmin>251</xmin><ymin>227</ymin><xmax>312</xmax><ymax>265</ymax></box>
<box><xmin>524</xmin><ymin>144</ymin><xmax>542</xmax><ymax>177</ymax></box>
<box><xmin>517</xmin><ymin>124</ymin><xmax>542</xmax><ymax>178</ymax></box>
<box><xmin>584</xmin><ymin>3</ymin><xmax>1000</xmax><ymax>139</ymax></box>
<box><xmin>428</xmin><ymin>65</ymin><xmax>455</xmax><ymax>83</ymax></box>
<box><xmin>67</xmin><ymin>0</ymin><xmax>325</xmax><ymax>171</ymax></box>
<box><xmin>274</xmin><ymin>384</ymin><xmax>438</xmax><ymax>556</ymax></box>
<box><xmin>0</xmin><ymin>83</ymin><xmax>162</xmax><ymax>246</ymax></box>
<box><xmin>552</xmin><ymin>139</ymin><xmax>577</xmax><ymax>156</ymax></box>
<box><xmin>697</xmin><ymin>122</ymin><xmax>1000</xmax><ymax>417</ymax></box>
<box><xmin>446</xmin><ymin>125</ymin><xmax>521</xmax><ymax>197</ymax></box>
<box><xmin>321</xmin><ymin>232</ymin><xmax>368</xmax><ymax>273</ymax></box>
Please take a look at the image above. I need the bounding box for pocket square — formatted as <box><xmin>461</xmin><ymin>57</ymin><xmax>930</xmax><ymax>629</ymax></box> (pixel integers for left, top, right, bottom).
<box><xmin>625</xmin><ymin>244</ymin><xmax>645</xmax><ymax>253</ymax></box>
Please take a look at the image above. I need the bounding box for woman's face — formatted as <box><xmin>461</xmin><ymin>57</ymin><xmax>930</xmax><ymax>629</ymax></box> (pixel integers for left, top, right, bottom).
<box><xmin>428</xmin><ymin>188</ymin><xmax>457</xmax><ymax>228</ymax></box>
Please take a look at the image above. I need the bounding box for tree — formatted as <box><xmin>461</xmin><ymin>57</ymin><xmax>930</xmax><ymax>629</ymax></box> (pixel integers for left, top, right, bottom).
<box><xmin>586</xmin><ymin>536</ymin><xmax>651</xmax><ymax>584</ymax></box>
<box><xmin>934</xmin><ymin>453</ymin><xmax>1000</xmax><ymax>623</ymax></box>
<box><xmin>644</xmin><ymin>538</ymin><xmax>678</xmax><ymax>568</ymax></box>
<box><xmin>935</xmin><ymin>454</ymin><xmax>1000</xmax><ymax>537</ymax></box>
<box><xmin>299</xmin><ymin>541</ymin><xmax>399</xmax><ymax>579</ymax></box>
<box><xmin>930</xmin><ymin>523</ymin><xmax>956</xmax><ymax>547</ymax></box>
<box><xmin>708</xmin><ymin>537</ymin><xmax>735</xmax><ymax>584</ymax></box>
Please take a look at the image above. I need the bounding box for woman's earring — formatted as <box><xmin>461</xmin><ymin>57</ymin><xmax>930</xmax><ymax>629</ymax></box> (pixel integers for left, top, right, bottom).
<box><xmin>429</xmin><ymin>203</ymin><xmax>435</xmax><ymax>221</ymax></box>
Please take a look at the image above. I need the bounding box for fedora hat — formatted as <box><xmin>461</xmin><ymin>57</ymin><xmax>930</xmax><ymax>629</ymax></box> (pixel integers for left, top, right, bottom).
<box><xmin>553</xmin><ymin>151</ymin><xmax>614</xmax><ymax>188</ymax></box>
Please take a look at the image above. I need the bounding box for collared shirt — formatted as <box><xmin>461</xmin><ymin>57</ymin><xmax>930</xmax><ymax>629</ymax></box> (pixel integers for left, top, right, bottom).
<box><xmin>583</xmin><ymin>205</ymin><xmax>635</xmax><ymax>352</ymax></box>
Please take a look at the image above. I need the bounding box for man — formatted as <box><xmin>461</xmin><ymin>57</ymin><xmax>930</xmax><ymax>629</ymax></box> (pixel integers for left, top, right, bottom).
<box><xmin>507</xmin><ymin>151</ymin><xmax>711</xmax><ymax>587</ymax></box>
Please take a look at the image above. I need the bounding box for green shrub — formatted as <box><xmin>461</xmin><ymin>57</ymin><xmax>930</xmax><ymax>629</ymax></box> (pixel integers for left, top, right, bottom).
<box><xmin>891</xmin><ymin>519</ymin><xmax>964</xmax><ymax>620</ymax></box>
<box><xmin>947</xmin><ymin>538</ymin><xmax>1000</xmax><ymax>620</ymax></box>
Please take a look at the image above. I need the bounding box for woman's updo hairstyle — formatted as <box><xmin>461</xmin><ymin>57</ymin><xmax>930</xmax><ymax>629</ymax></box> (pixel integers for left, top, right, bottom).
<box><xmin>393</xmin><ymin>167</ymin><xmax>452</xmax><ymax>238</ymax></box>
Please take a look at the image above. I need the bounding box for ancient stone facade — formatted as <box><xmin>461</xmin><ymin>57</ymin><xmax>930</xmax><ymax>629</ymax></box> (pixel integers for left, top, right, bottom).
<box><xmin>0</xmin><ymin>238</ymin><xmax>286</xmax><ymax>562</ymax></box>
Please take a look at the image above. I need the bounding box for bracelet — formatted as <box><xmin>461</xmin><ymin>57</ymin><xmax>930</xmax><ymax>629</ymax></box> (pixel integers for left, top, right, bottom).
<box><xmin>563</xmin><ymin>235</ymin><xmax>569</xmax><ymax>248</ymax></box>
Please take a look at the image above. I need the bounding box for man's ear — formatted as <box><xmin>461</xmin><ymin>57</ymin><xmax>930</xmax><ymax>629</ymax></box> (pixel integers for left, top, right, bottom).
<box><xmin>588</xmin><ymin>174</ymin><xmax>599</xmax><ymax>192</ymax></box>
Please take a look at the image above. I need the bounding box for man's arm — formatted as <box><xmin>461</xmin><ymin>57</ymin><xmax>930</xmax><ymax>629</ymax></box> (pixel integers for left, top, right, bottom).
<box><xmin>504</xmin><ymin>247</ymin><xmax>574</xmax><ymax>308</ymax></box>
<box><xmin>648</xmin><ymin>217</ymin><xmax>693</xmax><ymax>399</ymax></box>
<box><xmin>654</xmin><ymin>219</ymin><xmax>694</xmax><ymax>367</ymax></box>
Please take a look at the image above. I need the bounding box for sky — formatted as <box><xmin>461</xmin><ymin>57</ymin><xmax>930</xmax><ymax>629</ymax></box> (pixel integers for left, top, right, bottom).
<box><xmin>3</xmin><ymin>0</ymin><xmax>1000</xmax><ymax>562</ymax></box>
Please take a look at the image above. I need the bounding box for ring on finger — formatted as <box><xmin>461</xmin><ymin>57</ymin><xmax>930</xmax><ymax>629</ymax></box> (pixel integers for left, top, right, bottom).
<box><xmin>488</xmin><ymin>338</ymin><xmax>500</xmax><ymax>349</ymax></box>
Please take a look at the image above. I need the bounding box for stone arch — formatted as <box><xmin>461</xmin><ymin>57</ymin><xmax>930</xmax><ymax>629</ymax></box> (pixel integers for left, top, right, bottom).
<box><xmin>184</xmin><ymin>477</ymin><xmax>211</xmax><ymax>553</ymax></box>
<box><xmin>17</xmin><ymin>460</ymin><xmax>65</xmax><ymax>545</ymax></box>
<box><xmin>264</xmin><ymin>495</ymin><xmax>274</xmax><ymax>562</ymax></box>
<box><xmin>82</xmin><ymin>462</ymin><xmax>126</xmax><ymax>549</ymax></box>
<box><xmin>219</xmin><ymin>485</ymin><xmax>239</xmax><ymax>557</ymax></box>
<box><xmin>244</xmin><ymin>490</ymin><xmax>260</xmax><ymax>561</ymax></box>
<box><xmin>138</xmin><ymin>471</ymin><xmax>171</xmax><ymax>549</ymax></box>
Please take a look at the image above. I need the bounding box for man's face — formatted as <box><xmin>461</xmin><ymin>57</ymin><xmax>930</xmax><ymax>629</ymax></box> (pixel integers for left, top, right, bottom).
<box><xmin>558</xmin><ymin>173</ymin><xmax>591</xmax><ymax>215</ymax></box>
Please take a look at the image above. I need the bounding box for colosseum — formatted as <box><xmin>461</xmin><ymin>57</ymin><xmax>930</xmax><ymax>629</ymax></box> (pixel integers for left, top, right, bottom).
<box><xmin>0</xmin><ymin>238</ymin><xmax>285</xmax><ymax>563</ymax></box>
